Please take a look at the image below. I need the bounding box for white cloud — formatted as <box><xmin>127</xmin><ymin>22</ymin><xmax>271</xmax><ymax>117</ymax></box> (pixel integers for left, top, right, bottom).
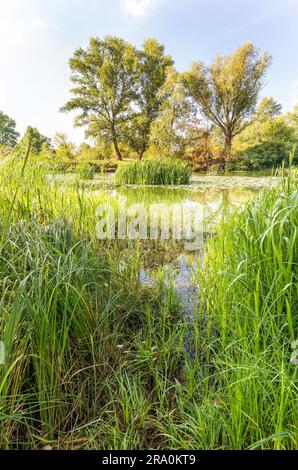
<box><xmin>122</xmin><ymin>0</ymin><xmax>162</xmax><ymax>19</ymax></box>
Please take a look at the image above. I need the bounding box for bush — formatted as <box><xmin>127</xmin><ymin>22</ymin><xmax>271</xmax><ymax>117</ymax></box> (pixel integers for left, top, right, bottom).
<box><xmin>75</xmin><ymin>162</ymin><xmax>95</xmax><ymax>180</ymax></box>
<box><xmin>230</xmin><ymin>141</ymin><xmax>296</xmax><ymax>171</ymax></box>
<box><xmin>115</xmin><ymin>158</ymin><xmax>191</xmax><ymax>185</ymax></box>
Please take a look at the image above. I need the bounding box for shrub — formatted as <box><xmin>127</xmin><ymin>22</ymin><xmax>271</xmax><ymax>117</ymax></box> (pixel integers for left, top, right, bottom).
<box><xmin>115</xmin><ymin>158</ymin><xmax>191</xmax><ymax>185</ymax></box>
<box><xmin>230</xmin><ymin>141</ymin><xmax>296</xmax><ymax>171</ymax></box>
<box><xmin>75</xmin><ymin>162</ymin><xmax>95</xmax><ymax>180</ymax></box>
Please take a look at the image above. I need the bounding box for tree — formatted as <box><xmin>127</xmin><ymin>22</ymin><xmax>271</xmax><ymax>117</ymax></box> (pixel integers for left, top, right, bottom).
<box><xmin>19</xmin><ymin>126</ymin><xmax>49</xmax><ymax>154</ymax></box>
<box><xmin>183</xmin><ymin>43</ymin><xmax>272</xmax><ymax>168</ymax></box>
<box><xmin>150</xmin><ymin>68</ymin><xmax>196</xmax><ymax>156</ymax></box>
<box><xmin>257</xmin><ymin>97</ymin><xmax>282</xmax><ymax>121</ymax></box>
<box><xmin>53</xmin><ymin>132</ymin><xmax>77</xmax><ymax>160</ymax></box>
<box><xmin>61</xmin><ymin>36</ymin><xmax>138</xmax><ymax>161</ymax></box>
<box><xmin>234</xmin><ymin>99</ymin><xmax>296</xmax><ymax>149</ymax></box>
<box><xmin>77</xmin><ymin>139</ymin><xmax>112</xmax><ymax>160</ymax></box>
<box><xmin>0</xmin><ymin>111</ymin><xmax>19</xmax><ymax>148</ymax></box>
<box><xmin>285</xmin><ymin>104</ymin><xmax>298</xmax><ymax>140</ymax></box>
<box><xmin>128</xmin><ymin>38</ymin><xmax>173</xmax><ymax>160</ymax></box>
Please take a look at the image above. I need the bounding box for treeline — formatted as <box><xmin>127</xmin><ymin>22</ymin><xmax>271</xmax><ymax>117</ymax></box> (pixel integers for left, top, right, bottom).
<box><xmin>1</xmin><ymin>37</ymin><xmax>297</xmax><ymax>171</ymax></box>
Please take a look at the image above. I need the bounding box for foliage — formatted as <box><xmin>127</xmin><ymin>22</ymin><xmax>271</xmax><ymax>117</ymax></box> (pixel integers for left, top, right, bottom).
<box><xmin>53</xmin><ymin>132</ymin><xmax>77</xmax><ymax>160</ymax></box>
<box><xmin>75</xmin><ymin>161</ymin><xmax>95</xmax><ymax>180</ymax></box>
<box><xmin>37</xmin><ymin>143</ymin><xmax>66</xmax><ymax>171</ymax></box>
<box><xmin>235</xmin><ymin>99</ymin><xmax>297</xmax><ymax>150</ymax></box>
<box><xmin>150</xmin><ymin>68</ymin><xmax>197</xmax><ymax>157</ymax></box>
<box><xmin>127</xmin><ymin>39</ymin><xmax>173</xmax><ymax>159</ymax></box>
<box><xmin>0</xmin><ymin>111</ymin><xmax>19</xmax><ymax>148</ymax></box>
<box><xmin>0</xmin><ymin>144</ymin><xmax>12</xmax><ymax>159</ymax></box>
<box><xmin>60</xmin><ymin>36</ymin><xmax>297</xmax><ymax>169</ymax></box>
<box><xmin>286</xmin><ymin>105</ymin><xmax>298</xmax><ymax>134</ymax></box>
<box><xmin>183</xmin><ymin>42</ymin><xmax>272</xmax><ymax>163</ymax></box>
<box><xmin>78</xmin><ymin>140</ymin><xmax>112</xmax><ymax>161</ymax></box>
<box><xmin>230</xmin><ymin>98</ymin><xmax>298</xmax><ymax>170</ymax></box>
<box><xmin>19</xmin><ymin>126</ymin><xmax>50</xmax><ymax>155</ymax></box>
<box><xmin>115</xmin><ymin>158</ymin><xmax>191</xmax><ymax>185</ymax></box>
<box><xmin>0</xmin><ymin>148</ymin><xmax>297</xmax><ymax>449</ymax></box>
<box><xmin>186</xmin><ymin>125</ymin><xmax>224</xmax><ymax>170</ymax></box>
<box><xmin>61</xmin><ymin>36</ymin><xmax>138</xmax><ymax>161</ymax></box>
<box><xmin>229</xmin><ymin>141</ymin><xmax>296</xmax><ymax>170</ymax></box>
<box><xmin>257</xmin><ymin>97</ymin><xmax>282</xmax><ymax>120</ymax></box>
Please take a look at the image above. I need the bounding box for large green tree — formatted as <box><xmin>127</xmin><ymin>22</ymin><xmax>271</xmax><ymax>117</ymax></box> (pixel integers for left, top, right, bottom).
<box><xmin>19</xmin><ymin>126</ymin><xmax>50</xmax><ymax>155</ymax></box>
<box><xmin>53</xmin><ymin>132</ymin><xmax>77</xmax><ymax>160</ymax></box>
<box><xmin>128</xmin><ymin>38</ymin><xmax>173</xmax><ymax>160</ymax></box>
<box><xmin>0</xmin><ymin>111</ymin><xmax>19</xmax><ymax>148</ymax></box>
<box><xmin>150</xmin><ymin>68</ymin><xmax>196</xmax><ymax>156</ymax></box>
<box><xmin>257</xmin><ymin>97</ymin><xmax>282</xmax><ymax>121</ymax></box>
<box><xmin>183</xmin><ymin>43</ymin><xmax>272</xmax><ymax>167</ymax></box>
<box><xmin>61</xmin><ymin>36</ymin><xmax>138</xmax><ymax>161</ymax></box>
<box><xmin>285</xmin><ymin>104</ymin><xmax>298</xmax><ymax>139</ymax></box>
<box><xmin>235</xmin><ymin>98</ymin><xmax>296</xmax><ymax>150</ymax></box>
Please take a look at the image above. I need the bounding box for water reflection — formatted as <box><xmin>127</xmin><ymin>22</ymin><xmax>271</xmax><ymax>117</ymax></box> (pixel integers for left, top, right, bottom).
<box><xmin>113</xmin><ymin>186</ymin><xmax>257</xmax><ymax>218</ymax></box>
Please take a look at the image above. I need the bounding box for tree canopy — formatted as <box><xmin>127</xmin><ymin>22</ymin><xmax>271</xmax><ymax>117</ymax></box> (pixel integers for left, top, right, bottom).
<box><xmin>19</xmin><ymin>126</ymin><xmax>50</xmax><ymax>155</ymax></box>
<box><xmin>128</xmin><ymin>38</ymin><xmax>173</xmax><ymax>159</ymax></box>
<box><xmin>62</xmin><ymin>36</ymin><xmax>174</xmax><ymax>161</ymax></box>
<box><xmin>150</xmin><ymin>68</ymin><xmax>196</xmax><ymax>156</ymax></box>
<box><xmin>0</xmin><ymin>111</ymin><xmax>19</xmax><ymax>148</ymax></box>
<box><xmin>56</xmin><ymin>37</ymin><xmax>297</xmax><ymax>170</ymax></box>
<box><xmin>61</xmin><ymin>36</ymin><xmax>138</xmax><ymax>161</ymax></box>
<box><xmin>182</xmin><ymin>42</ymin><xmax>272</xmax><ymax>167</ymax></box>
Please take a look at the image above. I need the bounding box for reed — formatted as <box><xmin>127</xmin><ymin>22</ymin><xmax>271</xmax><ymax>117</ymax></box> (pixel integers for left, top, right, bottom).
<box><xmin>115</xmin><ymin>159</ymin><xmax>191</xmax><ymax>185</ymax></box>
<box><xmin>0</xmin><ymin>149</ymin><xmax>297</xmax><ymax>449</ymax></box>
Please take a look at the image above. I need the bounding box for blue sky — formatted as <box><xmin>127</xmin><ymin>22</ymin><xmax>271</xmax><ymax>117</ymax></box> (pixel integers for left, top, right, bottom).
<box><xmin>0</xmin><ymin>0</ymin><xmax>297</xmax><ymax>143</ymax></box>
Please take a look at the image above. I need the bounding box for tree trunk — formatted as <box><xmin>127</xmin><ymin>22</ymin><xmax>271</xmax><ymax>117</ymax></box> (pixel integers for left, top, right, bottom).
<box><xmin>138</xmin><ymin>139</ymin><xmax>147</xmax><ymax>161</ymax></box>
<box><xmin>217</xmin><ymin>162</ymin><xmax>226</xmax><ymax>174</ymax></box>
<box><xmin>224</xmin><ymin>133</ymin><xmax>233</xmax><ymax>161</ymax></box>
<box><xmin>113</xmin><ymin>140</ymin><xmax>122</xmax><ymax>161</ymax></box>
<box><xmin>138</xmin><ymin>149</ymin><xmax>145</xmax><ymax>161</ymax></box>
<box><xmin>220</xmin><ymin>132</ymin><xmax>233</xmax><ymax>172</ymax></box>
<box><xmin>111</xmin><ymin>123</ymin><xmax>122</xmax><ymax>161</ymax></box>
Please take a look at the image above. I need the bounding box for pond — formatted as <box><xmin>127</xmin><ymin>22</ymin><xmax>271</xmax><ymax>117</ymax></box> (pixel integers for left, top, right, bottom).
<box><xmin>86</xmin><ymin>171</ymin><xmax>277</xmax><ymax>224</ymax></box>
<box><xmin>86</xmin><ymin>169</ymin><xmax>279</xmax><ymax>191</ymax></box>
<box><xmin>79</xmin><ymin>172</ymin><xmax>276</xmax><ymax>323</ymax></box>
<box><xmin>53</xmin><ymin>170</ymin><xmax>277</xmax><ymax>247</ymax></box>
<box><xmin>46</xmin><ymin>171</ymin><xmax>279</xmax><ymax>345</ymax></box>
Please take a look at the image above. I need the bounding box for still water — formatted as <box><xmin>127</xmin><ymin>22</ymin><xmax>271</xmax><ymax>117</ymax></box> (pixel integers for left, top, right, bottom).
<box><xmin>62</xmin><ymin>172</ymin><xmax>276</xmax><ymax>320</ymax></box>
<box><xmin>98</xmin><ymin>175</ymin><xmax>273</xmax><ymax>320</ymax></box>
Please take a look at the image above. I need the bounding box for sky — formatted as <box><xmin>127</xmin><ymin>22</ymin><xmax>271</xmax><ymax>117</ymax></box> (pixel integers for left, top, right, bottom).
<box><xmin>0</xmin><ymin>0</ymin><xmax>297</xmax><ymax>144</ymax></box>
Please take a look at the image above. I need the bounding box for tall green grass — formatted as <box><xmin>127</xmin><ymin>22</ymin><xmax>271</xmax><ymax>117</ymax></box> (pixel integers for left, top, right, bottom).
<box><xmin>0</xmin><ymin>150</ymin><xmax>297</xmax><ymax>449</ymax></box>
<box><xmin>75</xmin><ymin>162</ymin><xmax>95</xmax><ymax>180</ymax></box>
<box><xmin>115</xmin><ymin>159</ymin><xmax>191</xmax><ymax>185</ymax></box>
<box><xmin>154</xmin><ymin>152</ymin><xmax>298</xmax><ymax>450</ymax></box>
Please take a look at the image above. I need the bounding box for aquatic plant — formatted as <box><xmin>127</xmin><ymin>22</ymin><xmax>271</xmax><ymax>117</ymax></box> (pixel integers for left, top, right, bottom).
<box><xmin>115</xmin><ymin>159</ymin><xmax>191</xmax><ymax>185</ymax></box>
<box><xmin>0</xmin><ymin>148</ymin><xmax>297</xmax><ymax>450</ymax></box>
<box><xmin>75</xmin><ymin>161</ymin><xmax>95</xmax><ymax>180</ymax></box>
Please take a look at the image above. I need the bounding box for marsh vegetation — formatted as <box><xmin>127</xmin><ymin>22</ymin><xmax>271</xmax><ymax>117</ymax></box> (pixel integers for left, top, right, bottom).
<box><xmin>0</xmin><ymin>31</ymin><xmax>297</xmax><ymax>451</ymax></box>
<box><xmin>0</xmin><ymin>147</ymin><xmax>297</xmax><ymax>450</ymax></box>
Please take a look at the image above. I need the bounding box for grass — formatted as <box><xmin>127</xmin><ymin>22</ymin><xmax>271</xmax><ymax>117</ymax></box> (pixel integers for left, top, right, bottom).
<box><xmin>115</xmin><ymin>158</ymin><xmax>192</xmax><ymax>185</ymax></box>
<box><xmin>75</xmin><ymin>161</ymin><xmax>95</xmax><ymax>180</ymax></box>
<box><xmin>0</xmin><ymin>149</ymin><xmax>297</xmax><ymax>449</ymax></box>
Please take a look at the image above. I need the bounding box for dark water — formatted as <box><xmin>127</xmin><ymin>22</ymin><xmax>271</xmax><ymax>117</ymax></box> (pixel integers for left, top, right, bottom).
<box><xmin>132</xmin><ymin>175</ymin><xmax>274</xmax><ymax>334</ymax></box>
<box><xmin>59</xmin><ymin>171</ymin><xmax>275</xmax><ymax>325</ymax></box>
<box><xmin>139</xmin><ymin>253</ymin><xmax>203</xmax><ymax>359</ymax></box>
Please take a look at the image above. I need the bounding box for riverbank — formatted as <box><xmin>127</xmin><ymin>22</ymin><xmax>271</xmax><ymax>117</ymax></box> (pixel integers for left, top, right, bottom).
<box><xmin>0</xmin><ymin>158</ymin><xmax>297</xmax><ymax>449</ymax></box>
